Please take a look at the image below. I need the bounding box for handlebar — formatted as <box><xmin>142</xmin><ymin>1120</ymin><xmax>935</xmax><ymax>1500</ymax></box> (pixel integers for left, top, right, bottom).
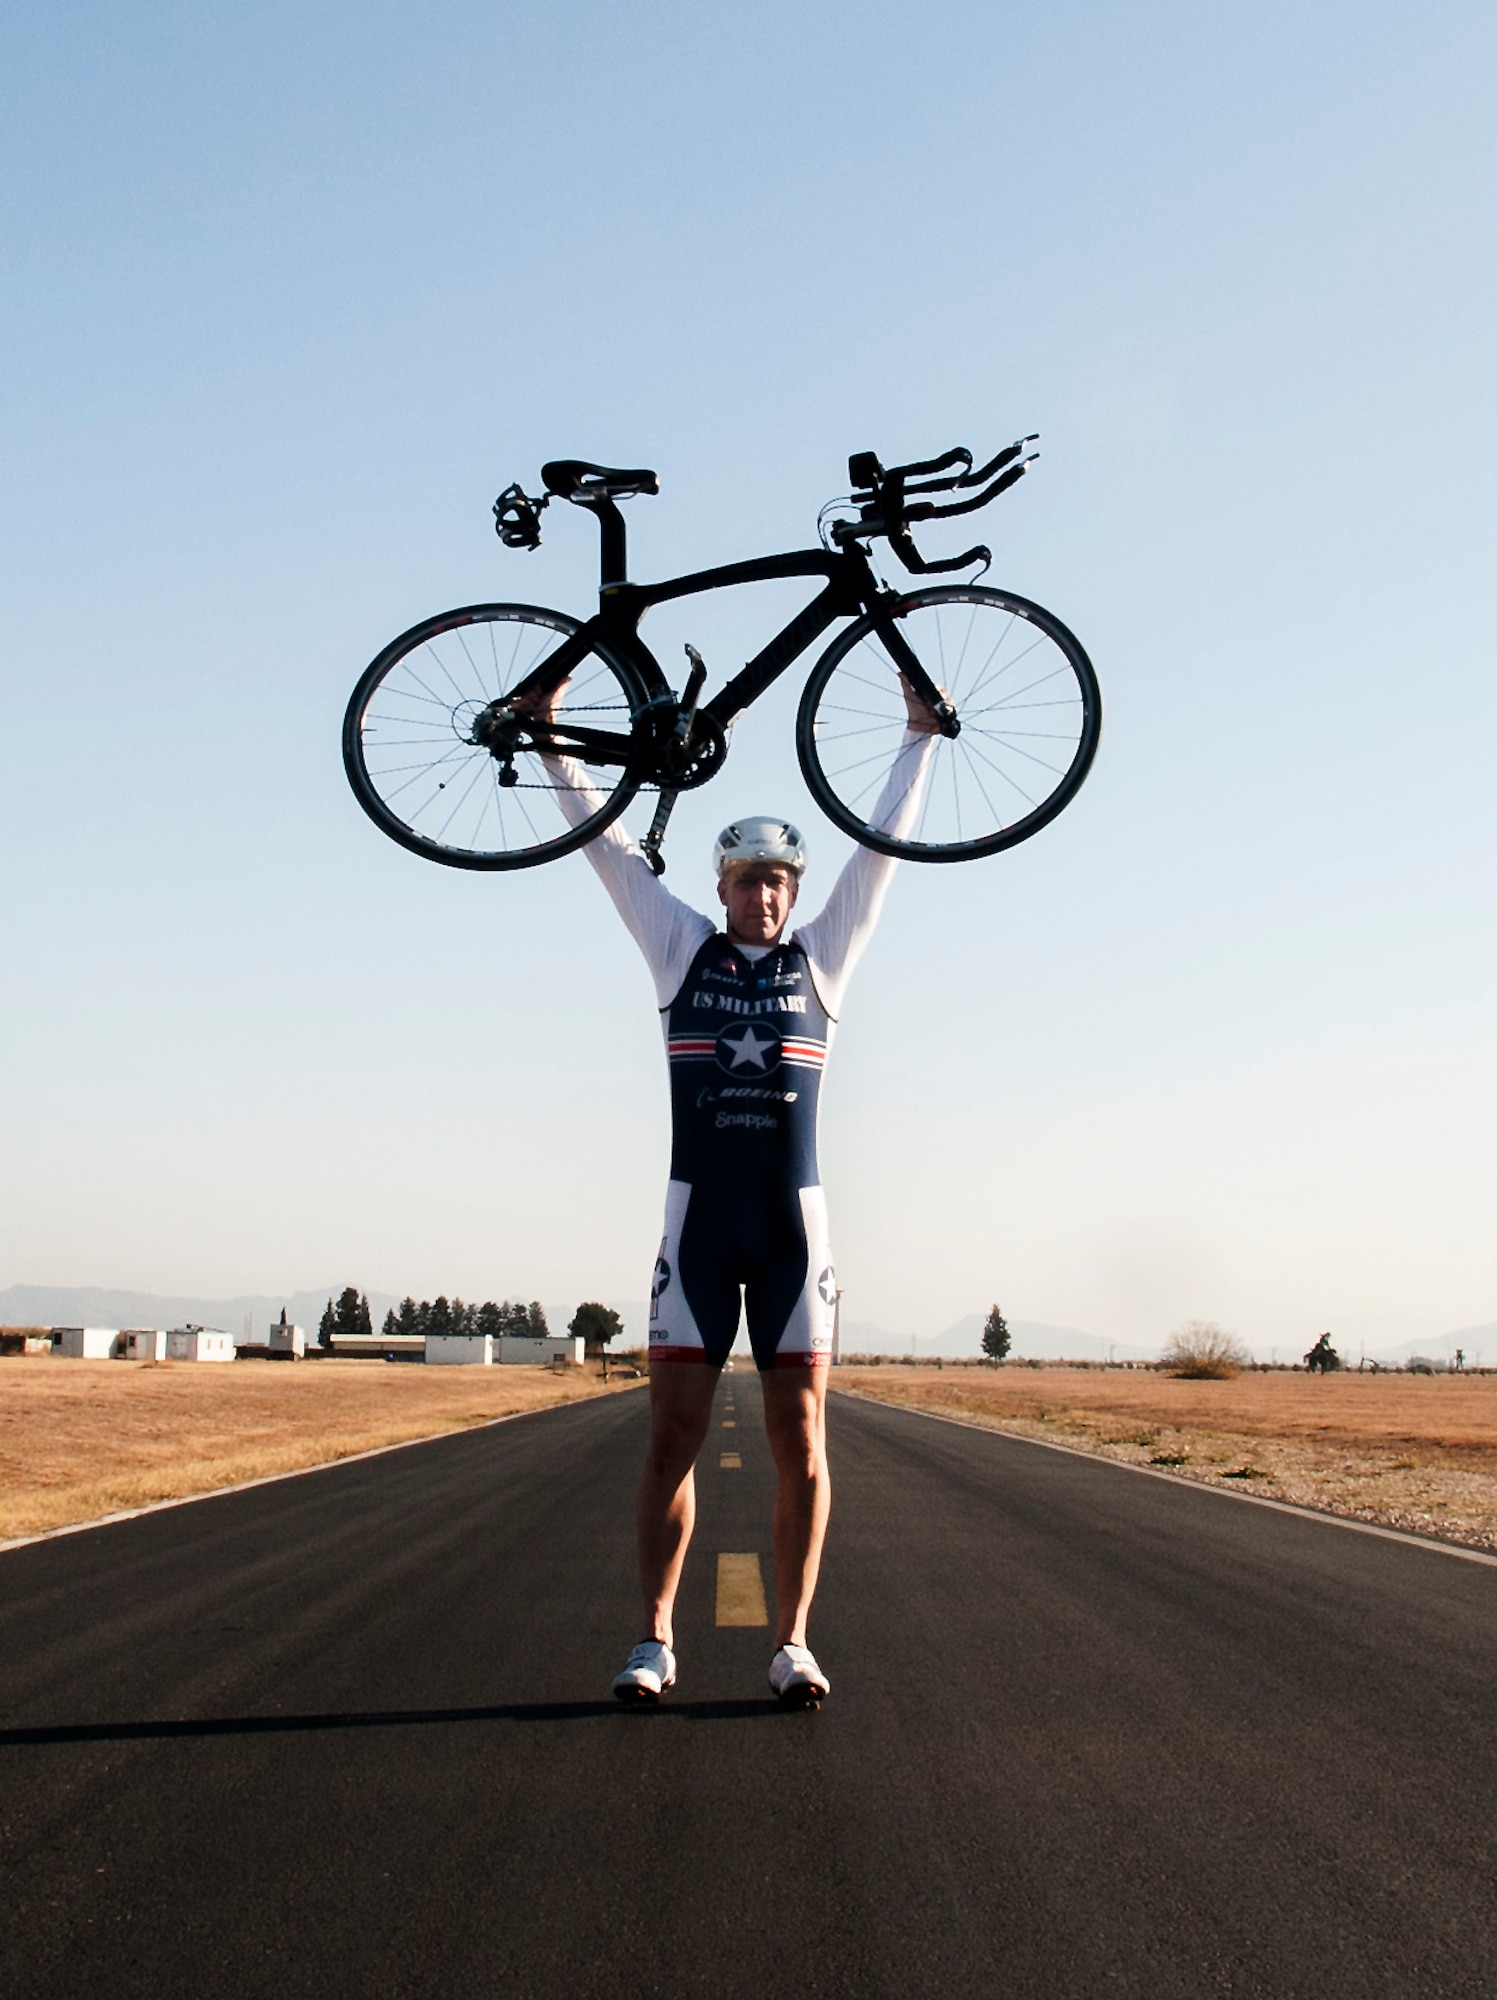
<box><xmin>831</xmin><ymin>434</ymin><xmax>1039</xmax><ymax>575</ymax></box>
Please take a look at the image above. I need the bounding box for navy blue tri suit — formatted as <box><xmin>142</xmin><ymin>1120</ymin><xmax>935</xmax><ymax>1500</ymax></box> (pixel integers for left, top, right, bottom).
<box><xmin>549</xmin><ymin>734</ymin><xmax>932</xmax><ymax>1371</ymax></box>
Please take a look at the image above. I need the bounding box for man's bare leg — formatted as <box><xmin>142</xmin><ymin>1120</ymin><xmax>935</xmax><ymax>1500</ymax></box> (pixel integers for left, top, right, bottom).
<box><xmin>760</xmin><ymin>1367</ymin><xmax>831</xmax><ymax>1649</ymax></box>
<box><xmin>636</xmin><ymin>1360</ymin><xmax>721</xmax><ymax>1646</ymax></box>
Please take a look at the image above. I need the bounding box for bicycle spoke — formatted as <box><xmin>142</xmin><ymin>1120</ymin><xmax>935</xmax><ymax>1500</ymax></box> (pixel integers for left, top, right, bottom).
<box><xmin>433</xmin><ymin>754</ymin><xmax>493</xmax><ymax>841</ymax></box>
<box><xmin>454</xmin><ymin>626</ymin><xmax>488</xmax><ymax>699</ymax></box>
<box><xmin>379</xmin><ymin>742</ymin><xmax>476</xmax><ymax>804</ymax></box>
<box><xmin>510</xmin><ymin>775</ymin><xmax>545</xmax><ymax>845</ymax></box>
<box><xmin>956</xmin><ymin>737</ymin><xmax>1010</xmax><ymax>828</ymax></box>
<box><xmin>961</xmin><ymin>630</ymin><xmax>1045</xmax><ymax>709</ymax></box>
<box><xmin>361</xmin><ymin>734</ymin><xmax>465</xmax><ymax>750</ymax></box>
<box><xmin>425</xmin><ymin>639</ymin><xmax>475</xmax><ymax>707</ymax></box>
<box><xmin>381</xmin><ymin>672</ymin><xmax>450</xmax><ymax>710</ymax></box>
<box><xmin>813</xmin><ymin>719</ymin><xmax>908</xmax><ymax>745</ymax></box>
<box><xmin>958</xmin><ymin>730</ymin><xmax>1045</xmax><ymax>804</ymax></box>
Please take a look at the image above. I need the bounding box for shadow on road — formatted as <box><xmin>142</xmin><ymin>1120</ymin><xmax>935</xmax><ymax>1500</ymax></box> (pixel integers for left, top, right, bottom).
<box><xmin>0</xmin><ymin>1697</ymin><xmax>787</xmax><ymax>1747</ymax></box>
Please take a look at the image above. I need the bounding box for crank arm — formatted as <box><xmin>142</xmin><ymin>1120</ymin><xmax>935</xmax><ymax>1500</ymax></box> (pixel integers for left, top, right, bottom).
<box><xmin>641</xmin><ymin>789</ymin><xmax>679</xmax><ymax>876</ymax></box>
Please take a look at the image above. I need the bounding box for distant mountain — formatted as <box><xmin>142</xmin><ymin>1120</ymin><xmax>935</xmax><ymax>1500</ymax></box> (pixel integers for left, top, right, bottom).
<box><xmin>837</xmin><ymin>1318</ymin><xmax>912</xmax><ymax>1355</ymax></box>
<box><xmin>930</xmin><ymin>1313</ymin><xmax>1154</xmax><ymax>1362</ymax></box>
<box><xmin>0</xmin><ymin>1283</ymin><xmax>404</xmax><ymax>1339</ymax></box>
<box><xmin>838</xmin><ymin>1312</ymin><xmax>1151</xmax><ymax>1362</ymax></box>
<box><xmin>1366</xmin><ymin>1324</ymin><xmax>1497</xmax><ymax>1365</ymax></box>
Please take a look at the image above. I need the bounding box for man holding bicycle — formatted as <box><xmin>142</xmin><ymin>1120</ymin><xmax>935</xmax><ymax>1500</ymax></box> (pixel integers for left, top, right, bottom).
<box><xmin>544</xmin><ymin>681</ymin><xmax>936</xmax><ymax>1707</ymax></box>
<box><xmin>341</xmin><ymin>441</ymin><xmax>1097</xmax><ymax>1698</ymax></box>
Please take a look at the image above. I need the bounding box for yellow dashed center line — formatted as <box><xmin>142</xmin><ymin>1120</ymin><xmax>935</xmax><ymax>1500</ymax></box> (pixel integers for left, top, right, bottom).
<box><xmin>721</xmin><ymin>1419</ymin><xmax>736</xmax><ymax>1429</ymax></box>
<box><xmin>719</xmin><ymin>1452</ymin><xmax>742</xmax><ymax>1469</ymax></box>
<box><xmin>715</xmin><ymin>1552</ymin><xmax>768</xmax><ymax>1627</ymax></box>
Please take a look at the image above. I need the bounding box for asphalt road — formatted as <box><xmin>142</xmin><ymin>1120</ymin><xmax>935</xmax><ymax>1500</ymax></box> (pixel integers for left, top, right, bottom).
<box><xmin>2</xmin><ymin>1382</ymin><xmax>1493</xmax><ymax>1999</ymax></box>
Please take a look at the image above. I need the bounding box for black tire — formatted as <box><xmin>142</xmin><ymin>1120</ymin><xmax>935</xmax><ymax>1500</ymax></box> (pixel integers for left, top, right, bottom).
<box><xmin>342</xmin><ymin>602</ymin><xmax>648</xmax><ymax>870</ymax></box>
<box><xmin>796</xmin><ymin>586</ymin><xmax>1101</xmax><ymax>861</ymax></box>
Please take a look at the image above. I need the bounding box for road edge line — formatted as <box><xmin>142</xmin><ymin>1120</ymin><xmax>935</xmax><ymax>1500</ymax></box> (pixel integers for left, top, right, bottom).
<box><xmin>0</xmin><ymin>1392</ymin><xmax>629</xmax><ymax>1558</ymax></box>
<box><xmin>832</xmin><ymin>1389</ymin><xmax>1497</xmax><ymax>1570</ymax></box>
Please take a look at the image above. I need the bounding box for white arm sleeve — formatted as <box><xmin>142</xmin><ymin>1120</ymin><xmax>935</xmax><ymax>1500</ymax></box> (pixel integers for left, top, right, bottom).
<box><xmin>794</xmin><ymin>730</ymin><xmax>935</xmax><ymax>1019</ymax></box>
<box><xmin>544</xmin><ymin>758</ymin><xmax>713</xmax><ymax>1007</ymax></box>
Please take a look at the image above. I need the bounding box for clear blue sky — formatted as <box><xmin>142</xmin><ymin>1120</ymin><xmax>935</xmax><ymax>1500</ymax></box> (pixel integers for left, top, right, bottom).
<box><xmin>3</xmin><ymin>0</ymin><xmax>1494</xmax><ymax>1353</ymax></box>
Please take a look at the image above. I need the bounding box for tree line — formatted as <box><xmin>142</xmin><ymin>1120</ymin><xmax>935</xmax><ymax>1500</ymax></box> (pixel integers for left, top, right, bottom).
<box><xmin>381</xmin><ymin>1296</ymin><xmax>550</xmax><ymax>1341</ymax></box>
<box><xmin>316</xmin><ymin>1287</ymin><xmax>550</xmax><ymax>1347</ymax></box>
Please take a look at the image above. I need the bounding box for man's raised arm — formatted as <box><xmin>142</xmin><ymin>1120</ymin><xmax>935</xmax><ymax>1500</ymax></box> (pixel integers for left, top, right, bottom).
<box><xmin>794</xmin><ymin>679</ymin><xmax>939</xmax><ymax>1018</ymax></box>
<box><xmin>536</xmin><ymin>732</ymin><xmax>711</xmax><ymax>1009</ymax></box>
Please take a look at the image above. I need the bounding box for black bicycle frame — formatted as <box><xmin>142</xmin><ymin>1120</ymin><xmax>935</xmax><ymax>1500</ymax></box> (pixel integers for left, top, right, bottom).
<box><xmin>505</xmin><ymin>497</ymin><xmax>940</xmax><ymax>763</ymax></box>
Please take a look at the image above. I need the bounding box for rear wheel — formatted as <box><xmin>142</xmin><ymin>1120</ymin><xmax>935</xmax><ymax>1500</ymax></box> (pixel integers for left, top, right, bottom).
<box><xmin>342</xmin><ymin>603</ymin><xmax>647</xmax><ymax>869</ymax></box>
<box><xmin>796</xmin><ymin>586</ymin><xmax>1101</xmax><ymax>860</ymax></box>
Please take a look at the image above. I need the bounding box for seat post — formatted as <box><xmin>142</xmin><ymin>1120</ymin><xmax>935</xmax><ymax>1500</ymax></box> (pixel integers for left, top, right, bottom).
<box><xmin>590</xmin><ymin>497</ymin><xmax>628</xmax><ymax>588</ymax></box>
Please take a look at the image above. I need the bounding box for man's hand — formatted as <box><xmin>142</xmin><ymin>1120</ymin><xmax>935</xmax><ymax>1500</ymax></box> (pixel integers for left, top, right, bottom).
<box><xmin>898</xmin><ymin>671</ymin><xmax>948</xmax><ymax>736</ymax></box>
<box><xmin>512</xmin><ymin>674</ymin><xmax>571</xmax><ymax>733</ymax></box>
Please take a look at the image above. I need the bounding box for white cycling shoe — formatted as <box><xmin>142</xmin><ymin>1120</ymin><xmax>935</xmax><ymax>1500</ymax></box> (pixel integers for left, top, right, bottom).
<box><xmin>769</xmin><ymin>1643</ymin><xmax>830</xmax><ymax>1707</ymax></box>
<box><xmin>612</xmin><ymin>1639</ymin><xmax>677</xmax><ymax>1703</ymax></box>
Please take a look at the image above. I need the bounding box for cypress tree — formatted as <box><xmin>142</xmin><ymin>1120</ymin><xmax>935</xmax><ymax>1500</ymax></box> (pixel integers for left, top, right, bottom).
<box><xmin>981</xmin><ymin>1304</ymin><xmax>1011</xmax><ymax>1362</ymax></box>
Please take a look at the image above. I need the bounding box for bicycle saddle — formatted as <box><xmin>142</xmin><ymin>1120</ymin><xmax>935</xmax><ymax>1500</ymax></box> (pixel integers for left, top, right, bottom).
<box><xmin>542</xmin><ymin>459</ymin><xmax>660</xmax><ymax>501</ymax></box>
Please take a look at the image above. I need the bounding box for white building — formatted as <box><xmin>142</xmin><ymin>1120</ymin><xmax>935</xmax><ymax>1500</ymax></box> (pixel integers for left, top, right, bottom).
<box><xmin>498</xmin><ymin>1334</ymin><xmax>585</xmax><ymax>1366</ymax></box>
<box><xmin>51</xmin><ymin>1327</ymin><xmax>119</xmax><ymax>1359</ymax></box>
<box><xmin>426</xmin><ymin>1332</ymin><xmax>493</xmax><ymax>1366</ymax></box>
<box><xmin>119</xmin><ymin>1329</ymin><xmax>168</xmax><ymax>1361</ymax></box>
<box><xmin>166</xmin><ymin>1326</ymin><xmax>236</xmax><ymax>1363</ymax></box>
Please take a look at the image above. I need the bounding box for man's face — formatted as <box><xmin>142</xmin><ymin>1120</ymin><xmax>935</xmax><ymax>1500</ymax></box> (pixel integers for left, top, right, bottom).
<box><xmin>717</xmin><ymin>863</ymin><xmax>799</xmax><ymax>945</ymax></box>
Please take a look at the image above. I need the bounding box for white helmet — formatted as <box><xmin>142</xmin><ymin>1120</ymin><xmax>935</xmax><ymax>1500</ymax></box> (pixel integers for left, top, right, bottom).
<box><xmin>713</xmin><ymin>816</ymin><xmax>807</xmax><ymax>878</ymax></box>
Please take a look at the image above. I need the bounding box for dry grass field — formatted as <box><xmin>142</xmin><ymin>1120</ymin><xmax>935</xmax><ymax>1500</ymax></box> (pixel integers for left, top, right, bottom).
<box><xmin>839</xmin><ymin>1365</ymin><xmax>1497</xmax><ymax>1553</ymax></box>
<box><xmin>0</xmin><ymin>1355</ymin><xmax>643</xmax><ymax>1543</ymax></box>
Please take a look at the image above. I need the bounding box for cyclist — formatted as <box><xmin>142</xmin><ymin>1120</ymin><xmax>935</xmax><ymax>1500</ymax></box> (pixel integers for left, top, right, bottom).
<box><xmin>541</xmin><ymin>680</ymin><xmax>936</xmax><ymax>1705</ymax></box>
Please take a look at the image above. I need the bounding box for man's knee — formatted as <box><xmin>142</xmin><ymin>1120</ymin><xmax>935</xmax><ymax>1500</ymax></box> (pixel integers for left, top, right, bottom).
<box><xmin>761</xmin><ymin>1380</ymin><xmax>827</xmax><ymax>1481</ymax></box>
<box><xmin>644</xmin><ymin>1366</ymin><xmax>718</xmax><ymax>1476</ymax></box>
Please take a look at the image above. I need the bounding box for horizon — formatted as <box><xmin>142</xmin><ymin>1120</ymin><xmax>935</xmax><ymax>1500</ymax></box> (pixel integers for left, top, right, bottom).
<box><xmin>5</xmin><ymin>1280</ymin><xmax>1490</xmax><ymax>1368</ymax></box>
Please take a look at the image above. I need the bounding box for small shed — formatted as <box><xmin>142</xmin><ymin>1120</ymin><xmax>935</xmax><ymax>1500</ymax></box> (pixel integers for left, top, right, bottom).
<box><xmin>268</xmin><ymin>1313</ymin><xmax>306</xmax><ymax>1359</ymax></box>
<box><xmin>426</xmin><ymin>1333</ymin><xmax>494</xmax><ymax>1366</ymax></box>
<box><xmin>166</xmin><ymin>1326</ymin><xmax>236</xmax><ymax>1363</ymax></box>
<box><xmin>51</xmin><ymin>1327</ymin><xmax>119</xmax><ymax>1359</ymax></box>
<box><xmin>119</xmin><ymin>1329</ymin><xmax>168</xmax><ymax>1361</ymax></box>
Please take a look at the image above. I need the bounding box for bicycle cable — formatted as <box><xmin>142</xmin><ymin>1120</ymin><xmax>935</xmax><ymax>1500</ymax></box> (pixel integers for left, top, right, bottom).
<box><xmin>817</xmin><ymin>494</ymin><xmax>858</xmax><ymax>552</ymax></box>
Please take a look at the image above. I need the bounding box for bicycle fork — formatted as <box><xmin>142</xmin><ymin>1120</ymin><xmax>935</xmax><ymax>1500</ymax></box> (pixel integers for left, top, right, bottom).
<box><xmin>871</xmin><ymin>604</ymin><xmax>962</xmax><ymax>737</ymax></box>
<box><xmin>640</xmin><ymin>644</ymin><xmax>710</xmax><ymax>875</ymax></box>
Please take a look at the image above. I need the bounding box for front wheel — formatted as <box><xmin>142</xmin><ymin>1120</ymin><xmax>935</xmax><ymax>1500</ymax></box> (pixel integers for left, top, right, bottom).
<box><xmin>342</xmin><ymin>603</ymin><xmax>648</xmax><ymax>870</ymax></box>
<box><xmin>796</xmin><ymin>586</ymin><xmax>1101</xmax><ymax>861</ymax></box>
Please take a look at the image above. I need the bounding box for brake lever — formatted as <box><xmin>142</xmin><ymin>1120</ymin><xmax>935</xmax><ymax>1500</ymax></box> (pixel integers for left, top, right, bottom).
<box><xmin>889</xmin><ymin>526</ymin><xmax>991</xmax><ymax>575</ymax></box>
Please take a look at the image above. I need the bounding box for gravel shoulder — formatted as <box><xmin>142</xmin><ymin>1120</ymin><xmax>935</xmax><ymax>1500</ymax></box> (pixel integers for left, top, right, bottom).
<box><xmin>837</xmin><ymin>1365</ymin><xmax>1497</xmax><ymax>1554</ymax></box>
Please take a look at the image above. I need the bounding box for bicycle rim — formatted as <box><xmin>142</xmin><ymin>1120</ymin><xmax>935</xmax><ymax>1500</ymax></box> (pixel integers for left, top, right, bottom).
<box><xmin>796</xmin><ymin>587</ymin><xmax>1101</xmax><ymax>861</ymax></box>
<box><xmin>342</xmin><ymin>603</ymin><xmax>646</xmax><ymax>870</ymax></box>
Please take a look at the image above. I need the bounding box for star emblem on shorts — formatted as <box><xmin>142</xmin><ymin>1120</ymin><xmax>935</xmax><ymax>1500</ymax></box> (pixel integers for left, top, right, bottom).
<box><xmin>818</xmin><ymin>1267</ymin><xmax>837</xmax><ymax>1305</ymax></box>
<box><xmin>720</xmin><ymin>1025</ymin><xmax>776</xmax><ymax>1070</ymax></box>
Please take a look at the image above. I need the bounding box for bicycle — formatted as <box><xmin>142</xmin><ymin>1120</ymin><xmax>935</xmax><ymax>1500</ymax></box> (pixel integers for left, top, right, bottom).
<box><xmin>341</xmin><ymin>437</ymin><xmax>1101</xmax><ymax>873</ymax></box>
